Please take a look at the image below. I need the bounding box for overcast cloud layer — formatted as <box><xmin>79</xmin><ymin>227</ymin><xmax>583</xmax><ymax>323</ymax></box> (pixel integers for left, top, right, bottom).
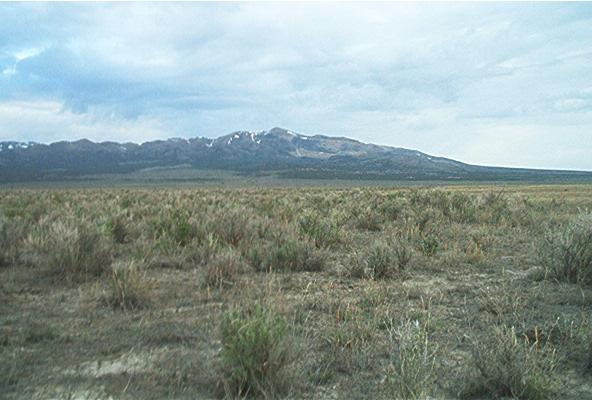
<box><xmin>0</xmin><ymin>2</ymin><xmax>591</xmax><ymax>170</ymax></box>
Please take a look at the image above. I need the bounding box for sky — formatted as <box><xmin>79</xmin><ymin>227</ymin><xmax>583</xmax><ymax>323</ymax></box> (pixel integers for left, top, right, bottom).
<box><xmin>0</xmin><ymin>2</ymin><xmax>591</xmax><ymax>170</ymax></box>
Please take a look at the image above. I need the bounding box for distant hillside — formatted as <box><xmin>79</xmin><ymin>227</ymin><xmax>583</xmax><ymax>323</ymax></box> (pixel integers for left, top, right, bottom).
<box><xmin>1</xmin><ymin>127</ymin><xmax>591</xmax><ymax>183</ymax></box>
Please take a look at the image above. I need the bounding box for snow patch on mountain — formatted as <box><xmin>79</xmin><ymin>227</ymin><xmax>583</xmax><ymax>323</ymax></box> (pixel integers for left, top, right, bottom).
<box><xmin>0</xmin><ymin>141</ymin><xmax>37</xmax><ymax>151</ymax></box>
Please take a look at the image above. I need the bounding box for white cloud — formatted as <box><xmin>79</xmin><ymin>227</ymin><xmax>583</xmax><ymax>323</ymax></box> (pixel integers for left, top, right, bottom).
<box><xmin>453</xmin><ymin>122</ymin><xmax>592</xmax><ymax>170</ymax></box>
<box><xmin>0</xmin><ymin>100</ymin><xmax>168</xmax><ymax>143</ymax></box>
<box><xmin>14</xmin><ymin>47</ymin><xmax>43</xmax><ymax>61</ymax></box>
<box><xmin>0</xmin><ymin>2</ymin><xmax>591</xmax><ymax>169</ymax></box>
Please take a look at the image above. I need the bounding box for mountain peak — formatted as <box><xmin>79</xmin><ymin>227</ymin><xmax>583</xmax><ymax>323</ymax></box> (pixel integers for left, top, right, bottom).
<box><xmin>0</xmin><ymin>128</ymin><xmax>590</xmax><ymax>183</ymax></box>
<box><xmin>268</xmin><ymin>127</ymin><xmax>290</xmax><ymax>134</ymax></box>
<box><xmin>266</xmin><ymin>127</ymin><xmax>305</xmax><ymax>140</ymax></box>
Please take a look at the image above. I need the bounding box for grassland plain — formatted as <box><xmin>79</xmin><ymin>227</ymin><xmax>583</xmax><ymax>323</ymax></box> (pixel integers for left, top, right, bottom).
<box><xmin>1</xmin><ymin>184</ymin><xmax>592</xmax><ymax>399</ymax></box>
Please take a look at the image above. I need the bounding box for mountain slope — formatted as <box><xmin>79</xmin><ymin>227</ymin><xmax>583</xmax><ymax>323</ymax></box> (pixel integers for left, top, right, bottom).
<box><xmin>0</xmin><ymin>127</ymin><xmax>590</xmax><ymax>182</ymax></box>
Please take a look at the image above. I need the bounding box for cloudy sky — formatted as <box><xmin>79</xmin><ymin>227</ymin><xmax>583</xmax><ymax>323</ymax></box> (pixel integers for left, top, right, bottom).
<box><xmin>1</xmin><ymin>2</ymin><xmax>591</xmax><ymax>170</ymax></box>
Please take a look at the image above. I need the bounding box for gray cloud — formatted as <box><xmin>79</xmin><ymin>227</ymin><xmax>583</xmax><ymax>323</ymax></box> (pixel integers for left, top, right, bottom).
<box><xmin>0</xmin><ymin>2</ymin><xmax>591</xmax><ymax>170</ymax></box>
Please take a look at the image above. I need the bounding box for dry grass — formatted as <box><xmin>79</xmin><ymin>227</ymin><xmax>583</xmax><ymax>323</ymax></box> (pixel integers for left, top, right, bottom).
<box><xmin>24</xmin><ymin>218</ymin><xmax>113</xmax><ymax>282</ymax></box>
<box><xmin>461</xmin><ymin>325</ymin><xmax>558</xmax><ymax>399</ymax></box>
<box><xmin>101</xmin><ymin>260</ymin><xmax>152</xmax><ymax>310</ymax></box>
<box><xmin>383</xmin><ymin>318</ymin><xmax>437</xmax><ymax>399</ymax></box>
<box><xmin>0</xmin><ymin>185</ymin><xmax>591</xmax><ymax>399</ymax></box>
<box><xmin>203</xmin><ymin>248</ymin><xmax>250</xmax><ymax>289</ymax></box>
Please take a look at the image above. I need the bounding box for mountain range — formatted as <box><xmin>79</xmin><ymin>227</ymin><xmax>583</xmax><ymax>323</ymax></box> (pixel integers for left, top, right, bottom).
<box><xmin>0</xmin><ymin>127</ymin><xmax>590</xmax><ymax>183</ymax></box>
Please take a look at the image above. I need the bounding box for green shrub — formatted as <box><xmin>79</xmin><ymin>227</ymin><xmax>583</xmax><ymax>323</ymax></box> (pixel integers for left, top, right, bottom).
<box><xmin>149</xmin><ymin>228</ymin><xmax>222</xmax><ymax>270</ymax></box>
<box><xmin>482</xmin><ymin>191</ymin><xmax>511</xmax><ymax>225</ymax></box>
<box><xmin>148</xmin><ymin>237</ymin><xmax>191</xmax><ymax>270</ymax></box>
<box><xmin>415</xmin><ymin>207</ymin><xmax>443</xmax><ymax>234</ymax></box>
<box><xmin>0</xmin><ymin>348</ymin><xmax>27</xmax><ymax>389</ymax></box>
<box><xmin>384</xmin><ymin>319</ymin><xmax>437</xmax><ymax>399</ymax></box>
<box><xmin>419</xmin><ymin>234</ymin><xmax>440</xmax><ymax>257</ymax></box>
<box><xmin>298</xmin><ymin>212</ymin><xmax>341</xmax><ymax>248</ymax></box>
<box><xmin>0</xmin><ymin>213</ymin><xmax>27</xmax><ymax>268</ymax></box>
<box><xmin>346</xmin><ymin>251</ymin><xmax>367</xmax><ymax>279</ymax></box>
<box><xmin>320</xmin><ymin>305</ymin><xmax>373</xmax><ymax>375</ymax></box>
<box><xmin>269</xmin><ymin>239</ymin><xmax>303</xmax><ymax>272</ymax></box>
<box><xmin>152</xmin><ymin>210</ymin><xmax>195</xmax><ymax>246</ymax></box>
<box><xmin>379</xmin><ymin>196</ymin><xmax>407</xmax><ymax>221</ymax></box>
<box><xmin>252</xmin><ymin>237</ymin><xmax>325</xmax><ymax>273</ymax></box>
<box><xmin>449</xmin><ymin>192</ymin><xmax>479</xmax><ymax>224</ymax></box>
<box><xmin>347</xmin><ymin>242</ymin><xmax>404</xmax><ymax>280</ymax></box>
<box><xmin>354</xmin><ymin>207</ymin><xmax>382</xmax><ymax>231</ymax></box>
<box><xmin>539</xmin><ymin>212</ymin><xmax>592</xmax><ymax>285</ymax></box>
<box><xmin>461</xmin><ymin>326</ymin><xmax>557</xmax><ymax>399</ymax></box>
<box><xmin>393</xmin><ymin>241</ymin><xmax>413</xmax><ymax>270</ymax></box>
<box><xmin>0</xmin><ymin>214</ymin><xmax>10</xmax><ymax>267</ymax></box>
<box><xmin>209</xmin><ymin>207</ymin><xmax>253</xmax><ymax>247</ymax></box>
<box><xmin>104</xmin><ymin>214</ymin><xmax>129</xmax><ymax>244</ymax></box>
<box><xmin>195</xmin><ymin>233</ymin><xmax>222</xmax><ymax>266</ymax></box>
<box><xmin>244</xmin><ymin>241</ymin><xmax>268</xmax><ymax>272</ymax></box>
<box><xmin>219</xmin><ymin>303</ymin><xmax>293</xmax><ymax>398</ymax></box>
<box><xmin>366</xmin><ymin>242</ymin><xmax>395</xmax><ymax>279</ymax></box>
<box><xmin>22</xmin><ymin>322</ymin><xmax>60</xmax><ymax>344</ymax></box>
<box><xmin>0</xmin><ymin>213</ymin><xmax>11</xmax><ymax>268</ymax></box>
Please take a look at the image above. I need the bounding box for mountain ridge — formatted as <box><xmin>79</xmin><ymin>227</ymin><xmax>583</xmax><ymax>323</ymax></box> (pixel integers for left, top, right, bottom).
<box><xmin>1</xmin><ymin>127</ymin><xmax>590</xmax><ymax>183</ymax></box>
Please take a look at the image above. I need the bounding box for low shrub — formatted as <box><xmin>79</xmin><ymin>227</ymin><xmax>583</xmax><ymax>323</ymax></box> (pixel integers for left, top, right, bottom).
<box><xmin>104</xmin><ymin>213</ymin><xmax>129</xmax><ymax>244</ymax></box>
<box><xmin>26</xmin><ymin>219</ymin><xmax>113</xmax><ymax>282</ymax></box>
<box><xmin>103</xmin><ymin>261</ymin><xmax>150</xmax><ymax>310</ymax></box>
<box><xmin>22</xmin><ymin>322</ymin><xmax>60</xmax><ymax>344</ymax></box>
<box><xmin>393</xmin><ymin>241</ymin><xmax>413</xmax><ymax>270</ymax></box>
<box><xmin>250</xmin><ymin>237</ymin><xmax>326</xmax><ymax>273</ymax></box>
<box><xmin>163</xmin><ymin>211</ymin><xmax>195</xmax><ymax>246</ymax></box>
<box><xmin>203</xmin><ymin>248</ymin><xmax>249</xmax><ymax>289</ymax></box>
<box><xmin>195</xmin><ymin>233</ymin><xmax>223</xmax><ymax>266</ymax></box>
<box><xmin>539</xmin><ymin>212</ymin><xmax>592</xmax><ymax>285</ymax></box>
<box><xmin>147</xmin><ymin>237</ymin><xmax>196</xmax><ymax>270</ymax></box>
<box><xmin>466</xmin><ymin>240</ymin><xmax>485</xmax><ymax>264</ymax></box>
<box><xmin>320</xmin><ymin>305</ymin><xmax>373</xmax><ymax>376</ymax></box>
<box><xmin>347</xmin><ymin>241</ymin><xmax>405</xmax><ymax>280</ymax></box>
<box><xmin>366</xmin><ymin>242</ymin><xmax>396</xmax><ymax>279</ymax></box>
<box><xmin>219</xmin><ymin>303</ymin><xmax>293</xmax><ymax>398</ymax></box>
<box><xmin>0</xmin><ymin>213</ymin><xmax>28</xmax><ymax>268</ymax></box>
<box><xmin>379</xmin><ymin>196</ymin><xmax>407</xmax><ymax>221</ymax></box>
<box><xmin>346</xmin><ymin>253</ymin><xmax>367</xmax><ymax>279</ymax></box>
<box><xmin>461</xmin><ymin>325</ymin><xmax>557</xmax><ymax>399</ymax></box>
<box><xmin>0</xmin><ymin>214</ymin><xmax>12</xmax><ymax>268</ymax></box>
<box><xmin>482</xmin><ymin>191</ymin><xmax>512</xmax><ymax>225</ymax></box>
<box><xmin>384</xmin><ymin>319</ymin><xmax>437</xmax><ymax>399</ymax></box>
<box><xmin>0</xmin><ymin>214</ymin><xmax>8</xmax><ymax>267</ymax></box>
<box><xmin>354</xmin><ymin>207</ymin><xmax>382</xmax><ymax>231</ymax></box>
<box><xmin>449</xmin><ymin>192</ymin><xmax>479</xmax><ymax>224</ymax></box>
<box><xmin>415</xmin><ymin>207</ymin><xmax>443</xmax><ymax>234</ymax></box>
<box><xmin>299</xmin><ymin>212</ymin><xmax>341</xmax><ymax>248</ymax></box>
<box><xmin>419</xmin><ymin>234</ymin><xmax>440</xmax><ymax>257</ymax></box>
<box><xmin>208</xmin><ymin>207</ymin><xmax>253</xmax><ymax>247</ymax></box>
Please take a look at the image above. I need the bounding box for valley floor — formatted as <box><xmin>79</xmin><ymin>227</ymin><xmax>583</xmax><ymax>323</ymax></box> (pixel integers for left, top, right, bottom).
<box><xmin>1</xmin><ymin>184</ymin><xmax>592</xmax><ymax>399</ymax></box>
